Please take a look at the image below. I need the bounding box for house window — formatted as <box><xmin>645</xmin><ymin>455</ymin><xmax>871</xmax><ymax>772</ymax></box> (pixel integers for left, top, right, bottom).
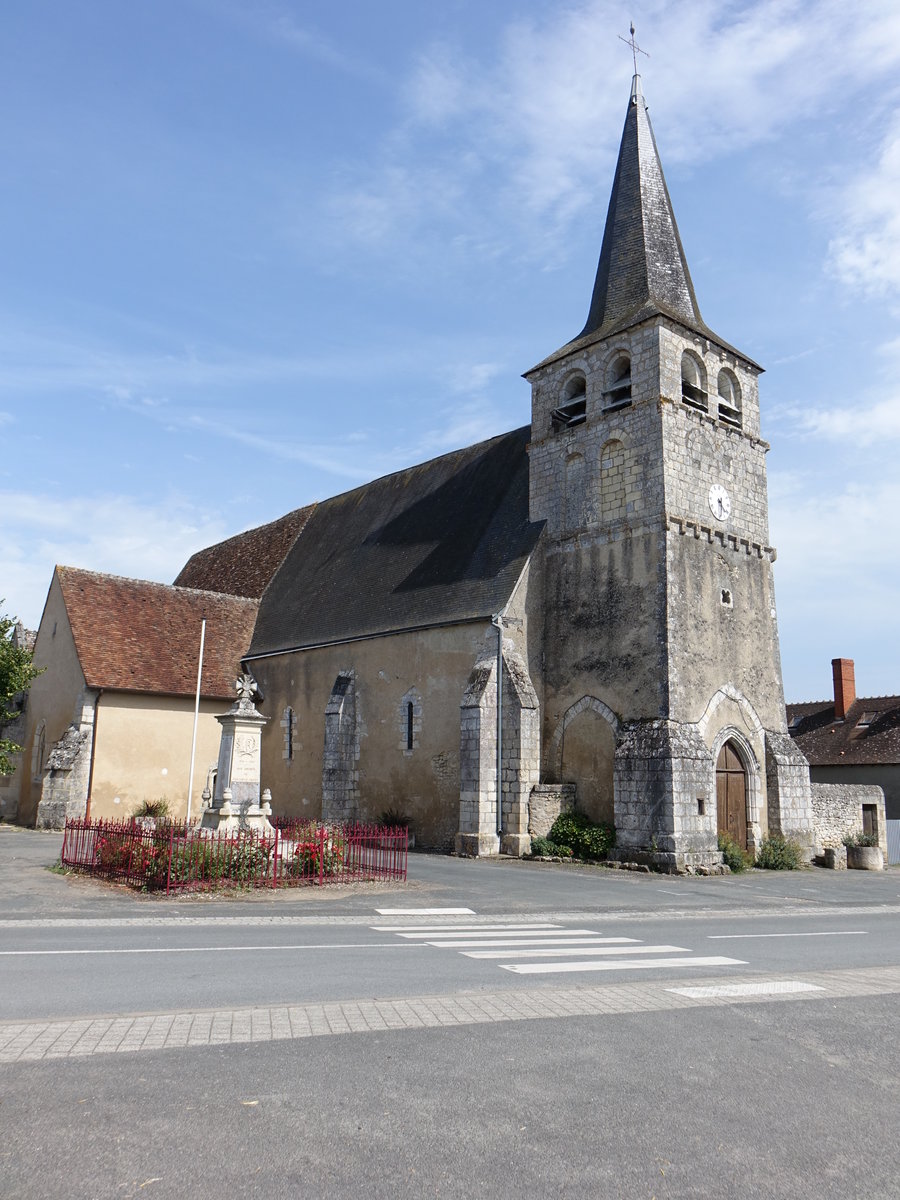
<box><xmin>551</xmin><ymin>373</ymin><xmax>587</xmax><ymax>431</ymax></box>
<box><xmin>603</xmin><ymin>354</ymin><xmax>632</xmax><ymax>410</ymax></box>
<box><xmin>717</xmin><ymin>369</ymin><xmax>742</xmax><ymax>428</ymax></box>
<box><xmin>681</xmin><ymin>352</ymin><xmax>708</xmax><ymax>412</ymax></box>
<box><xmin>406</xmin><ymin>702</ymin><xmax>414</xmax><ymax>751</ymax></box>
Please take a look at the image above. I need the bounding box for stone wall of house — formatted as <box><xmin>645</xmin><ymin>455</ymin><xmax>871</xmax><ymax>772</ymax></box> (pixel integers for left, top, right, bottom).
<box><xmin>35</xmin><ymin>692</ymin><xmax>97</xmax><ymax>829</ymax></box>
<box><xmin>810</xmin><ymin>782</ymin><xmax>887</xmax><ymax>859</ymax></box>
<box><xmin>527</xmin><ymin>783</ymin><xmax>575</xmax><ymax>839</ymax></box>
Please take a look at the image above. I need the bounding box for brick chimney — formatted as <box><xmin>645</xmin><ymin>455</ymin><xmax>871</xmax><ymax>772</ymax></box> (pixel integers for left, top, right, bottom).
<box><xmin>831</xmin><ymin>658</ymin><xmax>856</xmax><ymax>720</ymax></box>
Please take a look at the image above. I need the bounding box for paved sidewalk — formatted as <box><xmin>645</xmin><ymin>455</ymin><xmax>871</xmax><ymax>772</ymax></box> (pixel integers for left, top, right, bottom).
<box><xmin>3</xmin><ymin>964</ymin><xmax>899</xmax><ymax>1063</ymax></box>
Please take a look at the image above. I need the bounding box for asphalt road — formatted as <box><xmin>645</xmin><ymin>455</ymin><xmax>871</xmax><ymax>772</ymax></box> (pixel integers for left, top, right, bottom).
<box><xmin>1</xmin><ymin>827</ymin><xmax>899</xmax><ymax>1199</ymax></box>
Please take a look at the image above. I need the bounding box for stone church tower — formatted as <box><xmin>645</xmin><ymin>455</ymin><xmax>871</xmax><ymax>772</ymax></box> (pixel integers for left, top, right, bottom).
<box><xmin>525</xmin><ymin>75</ymin><xmax>814</xmax><ymax>870</ymax></box>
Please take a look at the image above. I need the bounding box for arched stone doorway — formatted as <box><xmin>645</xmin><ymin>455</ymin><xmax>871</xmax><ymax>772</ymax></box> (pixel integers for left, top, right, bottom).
<box><xmin>716</xmin><ymin>740</ymin><xmax>748</xmax><ymax>849</ymax></box>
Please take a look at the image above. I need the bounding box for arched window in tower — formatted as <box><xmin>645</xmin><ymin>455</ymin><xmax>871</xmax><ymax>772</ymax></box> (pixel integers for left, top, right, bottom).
<box><xmin>599</xmin><ymin>439</ymin><xmax>627</xmax><ymax>521</ymax></box>
<box><xmin>716</xmin><ymin>369</ymin><xmax>742</xmax><ymax>429</ymax></box>
<box><xmin>681</xmin><ymin>352</ymin><xmax>708</xmax><ymax>412</ymax></box>
<box><xmin>551</xmin><ymin>372</ymin><xmax>587</xmax><ymax>431</ymax></box>
<box><xmin>603</xmin><ymin>354</ymin><xmax>632</xmax><ymax>410</ymax></box>
<box><xmin>564</xmin><ymin>452</ymin><xmax>590</xmax><ymax>530</ymax></box>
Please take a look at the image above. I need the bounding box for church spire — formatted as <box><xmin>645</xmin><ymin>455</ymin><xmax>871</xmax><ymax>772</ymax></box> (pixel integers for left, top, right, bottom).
<box><xmin>577</xmin><ymin>73</ymin><xmax>706</xmax><ymax>344</ymax></box>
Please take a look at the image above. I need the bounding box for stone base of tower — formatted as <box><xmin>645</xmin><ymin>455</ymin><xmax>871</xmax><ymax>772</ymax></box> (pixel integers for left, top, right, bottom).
<box><xmin>765</xmin><ymin>731</ymin><xmax>816</xmax><ymax>862</ymax></box>
<box><xmin>613</xmin><ymin>720</ymin><xmax>724</xmax><ymax>874</ymax></box>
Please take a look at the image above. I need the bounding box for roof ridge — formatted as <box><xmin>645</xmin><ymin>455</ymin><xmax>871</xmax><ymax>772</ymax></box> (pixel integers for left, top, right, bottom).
<box><xmin>56</xmin><ymin>564</ymin><xmax>257</xmax><ymax>605</ymax></box>
<box><xmin>303</xmin><ymin>424</ymin><xmax>531</xmax><ymax>513</ymax></box>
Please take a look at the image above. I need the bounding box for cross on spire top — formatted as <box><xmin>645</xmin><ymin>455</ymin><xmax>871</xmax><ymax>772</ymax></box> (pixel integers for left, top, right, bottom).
<box><xmin>618</xmin><ymin>22</ymin><xmax>649</xmax><ymax>76</ymax></box>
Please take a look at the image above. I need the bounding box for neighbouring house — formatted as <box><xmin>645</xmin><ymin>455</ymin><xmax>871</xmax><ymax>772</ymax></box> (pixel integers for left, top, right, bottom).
<box><xmin>8</xmin><ymin>567</ymin><xmax>258</xmax><ymax>827</ymax></box>
<box><xmin>787</xmin><ymin>657</ymin><xmax>895</xmax><ymax>859</ymax></box>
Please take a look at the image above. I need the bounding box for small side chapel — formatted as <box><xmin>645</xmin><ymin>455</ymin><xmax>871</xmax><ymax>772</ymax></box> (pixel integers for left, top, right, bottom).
<box><xmin>239</xmin><ymin>72</ymin><xmax>815</xmax><ymax>870</ymax></box>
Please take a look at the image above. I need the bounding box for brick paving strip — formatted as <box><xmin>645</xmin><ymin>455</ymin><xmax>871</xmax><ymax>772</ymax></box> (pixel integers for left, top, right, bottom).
<box><xmin>1</xmin><ymin>965</ymin><xmax>899</xmax><ymax>1063</ymax></box>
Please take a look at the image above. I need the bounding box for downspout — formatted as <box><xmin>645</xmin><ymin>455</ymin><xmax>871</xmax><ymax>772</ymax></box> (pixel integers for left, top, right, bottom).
<box><xmin>491</xmin><ymin>612</ymin><xmax>505</xmax><ymax>843</ymax></box>
<box><xmin>84</xmin><ymin>689</ymin><xmax>102</xmax><ymax>822</ymax></box>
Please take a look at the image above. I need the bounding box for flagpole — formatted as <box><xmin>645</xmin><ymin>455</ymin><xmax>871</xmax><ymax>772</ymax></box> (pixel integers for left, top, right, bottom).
<box><xmin>185</xmin><ymin>617</ymin><xmax>206</xmax><ymax>824</ymax></box>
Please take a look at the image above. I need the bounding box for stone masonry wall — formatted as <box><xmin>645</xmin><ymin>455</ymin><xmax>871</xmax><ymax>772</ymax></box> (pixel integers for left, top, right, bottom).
<box><xmin>810</xmin><ymin>782</ymin><xmax>887</xmax><ymax>859</ymax></box>
<box><xmin>765</xmin><ymin>732</ymin><xmax>816</xmax><ymax>856</ymax></box>
<box><xmin>528</xmin><ymin>784</ymin><xmax>575</xmax><ymax>839</ymax></box>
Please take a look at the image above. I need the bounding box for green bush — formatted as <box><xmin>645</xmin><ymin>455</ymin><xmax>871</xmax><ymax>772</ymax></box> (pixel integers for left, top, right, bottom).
<box><xmin>529</xmin><ymin>836</ymin><xmax>554</xmax><ymax>856</ymax></box>
<box><xmin>132</xmin><ymin>798</ymin><xmax>170</xmax><ymax>820</ymax></box>
<box><xmin>842</xmin><ymin>831</ymin><xmax>879</xmax><ymax>848</ymax></box>
<box><xmin>545</xmin><ymin>811</ymin><xmax>616</xmax><ymax>861</ymax></box>
<box><xmin>755</xmin><ymin>833</ymin><xmax>802</xmax><ymax>871</ymax></box>
<box><xmin>379</xmin><ymin>808</ymin><xmax>410</xmax><ymax>829</ymax></box>
<box><xmin>718</xmin><ymin>832</ymin><xmax>752</xmax><ymax>873</ymax></box>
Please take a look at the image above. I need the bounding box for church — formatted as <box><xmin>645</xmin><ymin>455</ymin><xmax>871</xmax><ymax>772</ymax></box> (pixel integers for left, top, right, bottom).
<box><xmin>205</xmin><ymin>72</ymin><xmax>817</xmax><ymax>871</ymax></box>
<box><xmin>9</xmin><ymin>72</ymin><xmax>837</xmax><ymax>869</ymax></box>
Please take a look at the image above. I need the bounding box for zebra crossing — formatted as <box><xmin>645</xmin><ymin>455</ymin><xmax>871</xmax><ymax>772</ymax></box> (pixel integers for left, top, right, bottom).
<box><xmin>371</xmin><ymin>920</ymin><xmax>748</xmax><ymax>976</ymax></box>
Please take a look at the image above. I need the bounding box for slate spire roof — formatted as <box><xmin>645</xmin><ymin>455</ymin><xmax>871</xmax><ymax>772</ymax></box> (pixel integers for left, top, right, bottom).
<box><xmin>580</xmin><ymin>74</ymin><xmax>703</xmax><ymax>341</ymax></box>
<box><xmin>532</xmin><ymin>74</ymin><xmax>750</xmax><ymax>371</ymax></box>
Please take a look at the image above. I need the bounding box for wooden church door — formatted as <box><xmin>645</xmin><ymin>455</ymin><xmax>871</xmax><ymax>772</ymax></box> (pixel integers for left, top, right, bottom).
<box><xmin>716</xmin><ymin>741</ymin><xmax>747</xmax><ymax>850</ymax></box>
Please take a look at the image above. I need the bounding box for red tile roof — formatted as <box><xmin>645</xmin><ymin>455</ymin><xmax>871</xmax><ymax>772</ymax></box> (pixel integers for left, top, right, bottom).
<box><xmin>786</xmin><ymin>696</ymin><xmax>900</xmax><ymax>767</ymax></box>
<box><xmin>55</xmin><ymin>567</ymin><xmax>258</xmax><ymax>700</ymax></box>
<box><xmin>173</xmin><ymin>506</ymin><xmax>315</xmax><ymax>598</ymax></box>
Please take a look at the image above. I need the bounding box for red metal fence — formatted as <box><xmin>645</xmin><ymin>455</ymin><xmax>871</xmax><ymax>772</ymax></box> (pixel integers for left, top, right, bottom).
<box><xmin>60</xmin><ymin>817</ymin><xmax>408</xmax><ymax>894</ymax></box>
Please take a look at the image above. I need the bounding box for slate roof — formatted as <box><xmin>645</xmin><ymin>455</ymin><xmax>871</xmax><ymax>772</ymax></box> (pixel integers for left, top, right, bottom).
<box><xmin>55</xmin><ymin>567</ymin><xmax>259</xmax><ymax>700</ymax></box>
<box><xmin>173</xmin><ymin>505</ymin><xmax>315</xmax><ymax>598</ymax></box>
<box><xmin>530</xmin><ymin>76</ymin><xmax>754</xmax><ymax>374</ymax></box>
<box><xmin>786</xmin><ymin>696</ymin><xmax>900</xmax><ymax>767</ymax></box>
<box><xmin>248</xmin><ymin>426</ymin><xmax>544</xmax><ymax>657</ymax></box>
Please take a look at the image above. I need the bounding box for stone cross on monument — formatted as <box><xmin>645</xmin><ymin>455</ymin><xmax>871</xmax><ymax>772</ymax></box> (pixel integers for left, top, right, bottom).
<box><xmin>200</xmin><ymin>672</ymin><xmax>274</xmax><ymax>833</ymax></box>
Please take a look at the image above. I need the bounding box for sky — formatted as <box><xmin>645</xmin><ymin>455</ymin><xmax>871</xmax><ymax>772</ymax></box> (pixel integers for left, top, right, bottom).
<box><xmin>2</xmin><ymin>0</ymin><xmax>899</xmax><ymax>704</ymax></box>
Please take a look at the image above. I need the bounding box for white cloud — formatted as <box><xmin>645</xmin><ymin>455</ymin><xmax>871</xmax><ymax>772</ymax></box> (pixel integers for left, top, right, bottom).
<box><xmin>795</xmin><ymin>394</ymin><xmax>900</xmax><ymax>444</ymax></box>
<box><xmin>770</xmin><ymin>471</ymin><xmax>900</xmax><ymax>697</ymax></box>
<box><xmin>827</xmin><ymin>117</ymin><xmax>900</xmax><ymax>295</ymax></box>
<box><xmin>0</xmin><ymin>491</ymin><xmax>231</xmax><ymax>630</ymax></box>
<box><xmin>324</xmin><ymin>0</ymin><xmax>900</xmax><ymax>262</ymax></box>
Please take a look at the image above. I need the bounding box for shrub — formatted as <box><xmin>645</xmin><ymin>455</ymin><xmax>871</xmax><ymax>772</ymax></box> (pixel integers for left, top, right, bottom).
<box><xmin>379</xmin><ymin>808</ymin><xmax>410</xmax><ymax>829</ymax></box>
<box><xmin>842</xmin><ymin>831</ymin><xmax>879</xmax><ymax>849</ymax></box>
<box><xmin>755</xmin><ymin>833</ymin><xmax>802</xmax><ymax>870</ymax></box>
<box><xmin>545</xmin><ymin>811</ymin><xmax>616</xmax><ymax>861</ymax></box>
<box><xmin>718</xmin><ymin>832</ymin><xmax>752</xmax><ymax>873</ymax></box>
<box><xmin>132</xmin><ymin>798</ymin><xmax>170</xmax><ymax>820</ymax></box>
<box><xmin>287</xmin><ymin>831</ymin><xmax>345</xmax><ymax>879</ymax></box>
<box><xmin>530</xmin><ymin>836</ymin><xmax>554</xmax><ymax>857</ymax></box>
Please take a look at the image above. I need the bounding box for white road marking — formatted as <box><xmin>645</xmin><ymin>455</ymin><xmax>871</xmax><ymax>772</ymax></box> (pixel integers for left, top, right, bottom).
<box><xmin>372</xmin><ymin>924</ymin><xmax>561</xmax><ymax>934</ymax></box>
<box><xmin>668</xmin><ymin>981</ymin><xmax>825</xmax><ymax>999</ymax></box>
<box><xmin>0</xmin><ymin>943</ymin><xmax>427</xmax><ymax>957</ymax></box>
<box><xmin>424</xmin><ymin>937</ymin><xmax>618</xmax><ymax>949</ymax></box>
<box><xmin>463</xmin><ymin>944</ymin><xmax>689</xmax><ymax>959</ymax></box>
<box><xmin>708</xmin><ymin>931</ymin><xmax>867</xmax><ymax>940</ymax></box>
<box><xmin>374</xmin><ymin>907</ymin><xmax>475</xmax><ymax>915</ymax></box>
<box><xmin>397</xmin><ymin>927</ymin><xmax>598</xmax><ymax>941</ymax></box>
<box><xmin>501</xmin><ymin>956</ymin><xmax>747</xmax><ymax>975</ymax></box>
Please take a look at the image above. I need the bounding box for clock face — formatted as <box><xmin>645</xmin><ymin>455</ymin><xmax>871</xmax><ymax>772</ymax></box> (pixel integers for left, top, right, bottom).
<box><xmin>708</xmin><ymin>483</ymin><xmax>732</xmax><ymax>521</ymax></box>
